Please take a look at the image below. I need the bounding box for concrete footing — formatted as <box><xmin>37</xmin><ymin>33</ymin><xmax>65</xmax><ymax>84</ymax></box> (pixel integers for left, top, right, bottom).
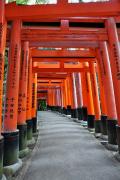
<box><xmin>19</xmin><ymin>147</ymin><xmax>30</xmax><ymax>158</ymax></box>
<box><xmin>80</xmin><ymin>120</ymin><xmax>87</xmax><ymax>127</ymax></box>
<box><xmin>3</xmin><ymin>159</ymin><xmax>22</xmax><ymax>177</ymax></box>
<box><xmin>100</xmin><ymin>134</ymin><xmax>108</xmax><ymax>141</ymax></box>
<box><xmin>94</xmin><ymin>133</ymin><xmax>101</xmax><ymax>138</ymax></box>
<box><xmin>1</xmin><ymin>175</ymin><xmax>6</xmax><ymax>180</ymax></box>
<box><xmin>27</xmin><ymin>137</ymin><xmax>35</xmax><ymax>146</ymax></box>
<box><xmin>114</xmin><ymin>151</ymin><xmax>120</xmax><ymax>161</ymax></box>
<box><xmin>105</xmin><ymin>143</ymin><xmax>118</xmax><ymax>151</ymax></box>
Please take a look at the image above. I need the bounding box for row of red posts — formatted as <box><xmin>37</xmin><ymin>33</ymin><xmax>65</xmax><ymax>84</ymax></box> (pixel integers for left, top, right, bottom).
<box><xmin>0</xmin><ymin>0</ymin><xmax>120</xmax><ymax>179</ymax></box>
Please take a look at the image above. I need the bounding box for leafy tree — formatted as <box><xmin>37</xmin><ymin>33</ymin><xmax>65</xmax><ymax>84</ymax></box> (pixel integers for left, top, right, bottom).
<box><xmin>16</xmin><ymin>0</ymin><xmax>29</xmax><ymax>4</ymax></box>
<box><xmin>35</xmin><ymin>0</ymin><xmax>49</xmax><ymax>4</ymax></box>
<box><xmin>7</xmin><ymin>0</ymin><xmax>49</xmax><ymax>4</ymax></box>
<box><xmin>7</xmin><ymin>0</ymin><xmax>84</xmax><ymax>4</ymax></box>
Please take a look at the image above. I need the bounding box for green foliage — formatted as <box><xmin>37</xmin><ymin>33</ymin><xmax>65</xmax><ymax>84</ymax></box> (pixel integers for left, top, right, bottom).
<box><xmin>7</xmin><ymin>0</ymin><xmax>15</xmax><ymax>2</ymax></box>
<box><xmin>38</xmin><ymin>100</ymin><xmax>47</xmax><ymax>111</ymax></box>
<box><xmin>35</xmin><ymin>0</ymin><xmax>49</xmax><ymax>4</ymax></box>
<box><xmin>7</xmin><ymin>0</ymin><xmax>49</xmax><ymax>4</ymax></box>
<box><xmin>16</xmin><ymin>0</ymin><xmax>29</xmax><ymax>4</ymax></box>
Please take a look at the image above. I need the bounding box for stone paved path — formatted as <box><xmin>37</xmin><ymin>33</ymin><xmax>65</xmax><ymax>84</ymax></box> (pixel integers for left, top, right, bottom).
<box><xmin>23</xmin><ymin>111</ymin><xmax>120</xmax><ymax>180</ymax></box>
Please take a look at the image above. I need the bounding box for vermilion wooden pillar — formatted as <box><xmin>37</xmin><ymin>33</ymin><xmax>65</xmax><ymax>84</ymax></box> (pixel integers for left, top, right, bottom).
<box><xmin>0</xmin><ymin>0</ymin><xmax>7</xmax><ymax>177</ymax></box>
<box><xmin>47</xmin><ymin>89</ymin><xmax>51</xmax><ymax>109</ymax></box>
<box><xmin>32</xmin><ymin>73</ymin><xmax>37</xmax><ymax>133</ymax></box>
<box><xmin>50</xmin><ymin>88</ymin><xmax>55</xmax><ymax>110</ymax></box>
<box><xmin>55</xmin><ymin>88</ymin><xmax>58</xmax><ymax>111</ymax></box>
<box><xmin>26</xmin><ymin>54</ymin><xmax>33</xmax><ymax>141</ymax></box>
<box><xmin>17</xmin><ymin>42</ymin><xmax>29</xmax><ymax>155</ymax></box>
<box><xmin>61</xmin><ymin>80</ymin><xmax>66</xmax><ymax>114</ymax></box>
<box><xmin>65</xmin><ymin>77</ymin><xmax>72</xmax><ymax>115</ymax></box>
<box><xmin>47</xmin><ymin>89</ymin><xmax>50</xmax><ymax>109</ymax></box>
<box><xmin>60</xmin><ymin>86</ymin><xmax>63</xmax><ymax>112</ymax></box>
<box><xmin>58</xmin><ymin>87</ymin><xmax>62</xmax><ymax>112</ymax></box>
<box><xmin>85</xmin><ymin>72</ymin><xmax>95</xmax><ymax>128</ymax></box>
<box><xmin>67</xmin><ymin>77</ymin><xmax>72</xmax><ymax>105</ymax></box>
<box><xmin>57</xmin><ymin>88</ymin><xmax>59</xmax><ymax>107</ymax></box>
<box><xmin>89</xmin><ymin>62</ymin><xmax>101</xmax><ymax>134</ymax></box>
<box><xmin>96</xmin><ymin>60</ymin><xmax>108</xmax><ymax>136</ymax></box>
<box><xmin>52</xmin><ymin>88</ymin><xmax>56</xmax><ymax>110</ymax></box>
<box><xmin>81</xmin><ymin>72</ymin><xmax>88</xmax><ymax>121</ymax></box>
<box><xmin>3</xmin><ymin>20</ymin><xmax>21</xmax><ymax>166</ymax></box>
<box><xmin>59</xmin><ymin>86</ymin><xmax>64</xmax><ymax>113</ymax></box>
<box><xmin>64</xmin><ymin>79</ymin><xmax>70</xmax><ymax>115</ymax></box>
<box><xmin>67</xmin><ymin>76</ymin><xmax>73</xmax><ymax>116</ymax></box>
<box><xmin>54</xmin><ymin>88</ymin><xmax>57</xmax><ymax>111</ymax></box>
<box><xmin>75</xmin><ymin>73</ymin><xmax>83</xmax><ymax>121</ymax></box>
<box><xmin>50</xmin><ymin>88</ymin><xmax>54</xmax><ymax>109</ymax></box>
<box><xmin>70</xmin><ymin>73</ymin><xmax>78</xmax><ymax>119</ymax></box>
<box><xmin>97</xmin><ymin>42</ymin><xmax>117</xmax><ymax>145</ymax></box>
<box><xmin>105</xmin><ymin>18</ymin><xmax>120</xmax><ymax>150</ymax></box>
<box><xmin>96</xmin><ymin>62</ymin><xmax>107</xmax><ymax>116</ymax></box>
<box><xmin>55</xmin><ymin>88</ymin><xmax>61</xmax><ymax>112</ymax></box>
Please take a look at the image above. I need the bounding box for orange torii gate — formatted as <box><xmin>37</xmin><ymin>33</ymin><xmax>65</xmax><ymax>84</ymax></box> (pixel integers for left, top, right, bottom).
<box><xmin>0</xmin><ymin>0</ymin><xmax>120</xmax><ymax>178</ymax></box>
<box><xmin>37</xmin><ymin>82</ymin><xmax>62</xmax><ymax>111</ymax></box>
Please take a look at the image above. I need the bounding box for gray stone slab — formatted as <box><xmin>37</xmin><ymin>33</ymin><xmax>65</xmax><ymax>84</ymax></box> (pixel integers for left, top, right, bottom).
<box><xmin>23</xmin><ymin>111</ymin><xmax>120</xmax><ymax>180</ymax></box>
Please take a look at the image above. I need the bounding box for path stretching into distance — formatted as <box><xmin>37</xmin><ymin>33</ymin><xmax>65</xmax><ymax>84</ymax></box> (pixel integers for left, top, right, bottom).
<box><xmin>22</xmin><ymin>111</ymin><xmax>120</xmax><ymax>180</ymax></box>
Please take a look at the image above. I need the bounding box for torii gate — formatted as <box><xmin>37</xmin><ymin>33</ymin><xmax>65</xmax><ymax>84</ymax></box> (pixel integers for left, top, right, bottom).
<box><xmin>0</xmin><ymin>0</ymin><xmax>120</xmax><ymax>179</ymax></box>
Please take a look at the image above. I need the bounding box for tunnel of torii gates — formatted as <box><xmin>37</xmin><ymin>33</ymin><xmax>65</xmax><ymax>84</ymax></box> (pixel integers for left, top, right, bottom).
<box><xmin>1</xmin><ymin>0</ymin><xmax>120</xmax><ymax>178</ymax></box>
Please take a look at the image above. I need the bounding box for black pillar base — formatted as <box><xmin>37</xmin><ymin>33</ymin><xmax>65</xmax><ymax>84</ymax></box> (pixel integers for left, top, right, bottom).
<box><xmin>47</xmin><ymin>105</ymin><xmax>50</xmax><ymax>110</ymax></box>
<box><xmin>54</xmin><ymin>106</ymin><xmax>57</xmax><ymax>111</ymax></box>
<box><xmin>49</xmin><ymin>106</ymin><xmax>52</xmax><ymax>111</ymax></box>
<box><xmin>59</xmin><ymin>107</ymin><xmax>63</xmax><ymax>114</ymax></box>
<box><xmin>2</xmin><ymin>130</ymin><xmax>19</xmax><ymax>166</ymax></box>
<box><xmin>116</xmin><ymin>125</ymin><xmax>120</xmax><ymax>153</ymax></box>
<box><xmin>56</xmin><ymin>106</ymin><xmax>61</xmax><ymax>112</ymax></box>
<box><xmin>77</xmin><ymin>107</ymin><xmax>83</xmax><ymax>120</ymax></box>
<box><xmin>50</xmin><ymin>106</ymin><xmax>54</xmax><ymax>111</ymax></box>
<box><xmin>58</xmin><ymin>106</ymin><xmax>62</xmax><ymax>113</ymax></box>
<box><xmin>62</xmin><ymin>107</ymin><xmax>65</xmax><ymax>114</ymax></box>
<box><xmin>82</xmin><ymin>107</ymin><xmax>88</xmax><ymax>121</ymax></box>
<box><xmin>26</xmin><ymin>119</ymin><xmax>33</xmax><ymax>140</ymax></box>
<box><xmin>107</xmin><ymin>120</ymin><xmax>117</xmax><ymax>145</ymax></box>
<box><xmin>94</xmin><ymin>120</ymin><xmax>101</xmax><ymax>133</ymax></box>
<box><xmin>47</xmin><ymin>105</ymin><xmax>51</xmax><ymax>111</ymax></box>
<box><xmin>32</xmin><ymin>117</ymin><xmax>37</xmax><ymax>133</ymax></box>
<box><xmin>17</xmin><ymin>124</ymin><xmax>27</xmax><ymax>151</ymax></box>
<box><xmin>60</xmin><ymin>107</ymin><xmax>63</xmax><ymax>114</ymax></box>
<box><xmin>87</xmin><ymin>115</ymin><xmax>95</xmax><ymax>129</ymax></box>
<box><xmin>0</xmin><ymin>136</ymin><xmax>3</xmax><ymax>180</ymax></box>
<box><xmin>101</xmin><ymin>115</ymin><xmax>107</xmax><ymax>135</ymax></box>
<box><xmin>66</xmin><ymin>105</ymin><xmax>71</xmax><ymax>115</ymax></box>
<box><xmin>71</xmin><ymin>109</ymin><xmax>78</xmax><ymax>118</ymax></box>
<box><xmin>63</xmin><ymin>107</ymin><xmax>67</xmax><ymax>115</ymax></box>
<box><xmin>50</xmin><ymin>106</ymin><xmax>53</xmax><ymax>111</ymax></box>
